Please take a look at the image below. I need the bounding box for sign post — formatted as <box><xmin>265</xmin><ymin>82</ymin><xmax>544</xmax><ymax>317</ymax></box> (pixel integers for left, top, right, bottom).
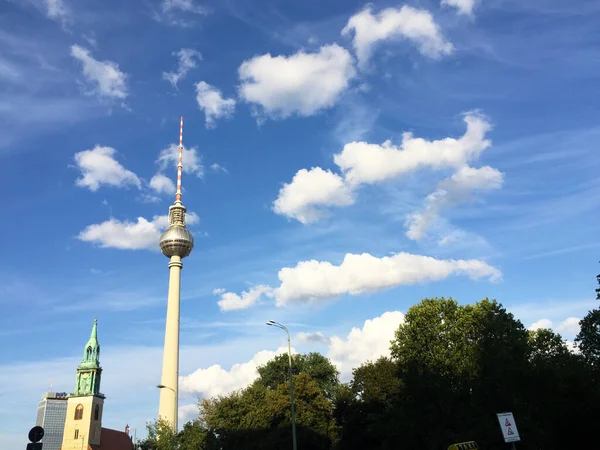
<box><xmin>26</xmin><ymin>426</ymin><xmax>44</xmax><ymax>450</ymax></box>
<box><xmin>496</xmin><ymin>412</ymin><xmax>520</xmax><ymax>449</ymax></box>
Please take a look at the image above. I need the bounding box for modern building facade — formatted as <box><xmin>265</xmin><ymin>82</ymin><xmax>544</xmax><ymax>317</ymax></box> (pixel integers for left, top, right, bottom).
<box><xmin>35</xmin><ymin>391</ymin><xmax>68</xmax><ymax>450</ymax></box>
<box><xmin>157</xmin><ymin>116</ymin><xmax>194</xmax><ymax>431</ymax></box>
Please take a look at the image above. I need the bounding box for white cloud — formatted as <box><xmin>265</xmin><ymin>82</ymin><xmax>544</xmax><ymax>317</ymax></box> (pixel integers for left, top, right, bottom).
<box><xmin>210</xmin><ymin>163</ymin><xmax>228</xmax><ymax>173</ymax></box>
<box><xmin>405</xmin><ymin>164</ymin><xmax>504</xmax><ymax>240</ymax></box>
<box><xmin>178</xmin><ymin>404</ymin><xmax>198</xmax><ymax>423</ymax></box>
<box><xmin>556</xmin><ymin>317</ymin><xmax>581</xmax><ymax>336</ymax></box>
<box><xmin>341</xmin><ymin>5</ymin><xmax>453</xmax><ymax>69</ymax></box>
<box><xmin>528</xmin><ymin>317</ymin><xmax>581</xmax><ymax>338</ymax></box>
<box><xmin>149</xmin><ymin>173</ymin><xmax>176</xmax><ymax>196</ymax></box>
<box><xmin>528</xmin><ymin>319</ymin><xmax>553</xmax><ymax>331</ymax></box>
<box><xmin>442</xmin><ymin>0</ymin><xmax>478</xmax><ymax>17</ymax></box>
<box><xmin>335</xmin><ymin>114</ymin><xmax>491</xmax><ymax>186</ymax></box>
<box><xmin>161</xmin><ymin>0</ymin><xmax>207</xmax><ymax>14</ymax></box>
<box><xmin>215</xmin><ymin>252</ymin><xmax>500</xmax><ymax>311</ymax></box>
<box><xmin>273</xmin><ymin>113</ymin><xmax>493</xmax><ymax>223</ymax></box>
<box><xmin>73</xmin><ymin>145</ymin><xmax>141</xmax><ymax>191</ymax></box>
<box><xmin>238</xmin><ymin>44</ymin><xmax>355</xmax><ymax>119</ymax></box>
<box><xmin>163</xmin><ymin>48</ymin><xmax>202</xmax><ymax>88</ymax></box>
<box><xmin>297</xmin><ymin>331</ymin><xmax>331</xmax><ymax>345</ymax></box>
<box><xmin>77</xmin><ymin>212</ymin><xmax>199</xmax><ymax>250</ymax></box>
<box><xmin>180</xmin><ymin>310</ymin><xmax>405</xmax><ymax>398</ymax></box>
<box><xmin>274</xmin><ymin>252</ymin><xmax>501</xmax><ymax>306</ymax></box>
<box><xmin>179</xmin><ymin>346</ymin><xmax>292</xmax><ymax>398</ymax></box>
<box><xmin>157</xmin><ymin>144</ymin><xmax>204</xmax><ymax>178</ymax></box>
<box><xmin>195</xmin><ymin>81</ymin><xmax>236</xmax><ymax>128</ymax></box>
<box><xmin>215</xmin><ymin>285</ymin><xmax>273</xmax><ymax>312</ymax></box>
<box><xmin>46</xmin><ymin>0</ymin><xmax>70</xmax><ymax>26</ymax></box>
<box><xmin>70</xmin><ymin>45</ymin><xmax>128</xmax><ymax>100</ymax></box>
<box><xmin>328</xmin><ymin>311</ymin><xmax>404</xmax><ymax>380</ymax></box>
<box><xmin>272</xmin><ymin>167</ymin><xmax>354</xmax><ymax>224</ymax></box>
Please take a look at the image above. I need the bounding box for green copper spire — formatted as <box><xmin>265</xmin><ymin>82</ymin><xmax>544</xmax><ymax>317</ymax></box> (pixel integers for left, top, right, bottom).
<box><xmin>82</xmin><ymin>318</ymin><xmax>100</xmax><ymax>366</ymax></box>
<box><xmin>73</xmin><ymin>319</ymin><xmax>104</xmax><ymax>397</ymax></box>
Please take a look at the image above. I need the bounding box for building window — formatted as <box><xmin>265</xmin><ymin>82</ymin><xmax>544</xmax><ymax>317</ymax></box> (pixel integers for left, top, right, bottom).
<box><xmin>74</xmin><ymin>429</ymin><xmax>79</xmax><ymax>439</ymax></box>
<box><xmin>75</xmin><ymin>404</ymin><xmax>84</xmax><ymax>420</ymax></box>
<box><xmin>94</xmin><ymin>405</ymin><xmax>100</xmax><ymax>421</ymax></box>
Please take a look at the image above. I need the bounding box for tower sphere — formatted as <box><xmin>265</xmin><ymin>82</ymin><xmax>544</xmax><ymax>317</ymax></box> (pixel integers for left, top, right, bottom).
<box><xmin>159</xmin><ymin>226</ymin><xmax>194</xmax><ymax>258</ymax></box>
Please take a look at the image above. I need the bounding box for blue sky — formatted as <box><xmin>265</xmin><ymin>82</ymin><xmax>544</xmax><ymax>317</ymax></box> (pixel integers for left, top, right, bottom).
<box><xmin>1</xmin><ymin>0</ymin><xmax>600</xmax><ymax>446</ymax></box>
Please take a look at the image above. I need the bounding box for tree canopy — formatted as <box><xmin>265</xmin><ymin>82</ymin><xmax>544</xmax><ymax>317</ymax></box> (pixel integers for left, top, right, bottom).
<box><xmin>139</xmin><ymin>271</ymin><xmax>600</xmax><ymax>450</ymax></box>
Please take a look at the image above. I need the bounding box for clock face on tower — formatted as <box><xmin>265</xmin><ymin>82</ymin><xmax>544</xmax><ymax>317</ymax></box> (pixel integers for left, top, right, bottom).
<box><xmin>82</xmin><ymin>373</ymin><xmax>89</xmax><ymax>379</ymax></box>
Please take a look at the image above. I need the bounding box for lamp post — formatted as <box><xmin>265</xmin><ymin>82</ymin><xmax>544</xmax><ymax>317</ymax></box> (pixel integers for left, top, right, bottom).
<box><xmin>266</xmin><ymin>320</ymin><xmax>297</xmax><ymax>450</ymax></box>
<box><xmin>156</xmin><ymin>384</ymin><xmax>177</xmax><ymax>450</ymax></box>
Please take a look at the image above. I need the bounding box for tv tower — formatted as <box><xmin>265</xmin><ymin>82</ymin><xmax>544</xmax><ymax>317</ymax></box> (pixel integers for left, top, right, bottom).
<box><xmin>157</xmin><ymin>116</ymin><xmax>194</xmax><ymax>431</ymax></box>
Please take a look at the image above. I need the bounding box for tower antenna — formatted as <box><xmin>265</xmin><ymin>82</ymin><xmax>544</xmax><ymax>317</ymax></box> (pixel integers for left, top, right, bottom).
<box><xmin>176</xmin><ymin>116</ymin><xmax>184</xmax><ymax>204</ymax></box>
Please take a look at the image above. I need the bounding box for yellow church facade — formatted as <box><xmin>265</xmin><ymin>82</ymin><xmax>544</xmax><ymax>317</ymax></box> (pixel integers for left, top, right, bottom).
<box><xmin>60</xmin><ymin>320</ymin><xmax>131</xmax><ymax>450</ymax></box>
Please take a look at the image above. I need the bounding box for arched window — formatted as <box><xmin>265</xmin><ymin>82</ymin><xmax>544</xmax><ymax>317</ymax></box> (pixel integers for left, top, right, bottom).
<box><xmin>75</xmin><ymin>404</ymin><xmax>84</xmax><ymax>420</ymax></box>
<box><xmin>86</xmin><ymin>346</ymin><xmax>92</xmax><ymax>360</ymax></box>
<box><xmin>94</xmin><ymin>404</ymin><xmax>100</xmax><ymax>421</ymax></box>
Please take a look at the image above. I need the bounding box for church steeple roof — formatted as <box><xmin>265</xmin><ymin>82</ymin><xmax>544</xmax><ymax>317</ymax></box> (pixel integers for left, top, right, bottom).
<box><xmin>81</xmin><ymin>319</ymin><xmax>100</xmax><ymax>368</ymax></box>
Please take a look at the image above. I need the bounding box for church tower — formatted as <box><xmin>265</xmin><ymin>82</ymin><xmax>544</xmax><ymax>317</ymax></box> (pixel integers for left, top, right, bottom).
<box><xmin>61</xmin><ymin>319</ymin><xmax>105</xmax><ymax>450</ymax></box>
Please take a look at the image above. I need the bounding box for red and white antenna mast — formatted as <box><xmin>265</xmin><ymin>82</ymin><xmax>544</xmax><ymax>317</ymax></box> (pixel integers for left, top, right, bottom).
<box><xmin>176</xmin><ymin>116</ymin><xmax>184</xmax><ymax>204</ymax></box>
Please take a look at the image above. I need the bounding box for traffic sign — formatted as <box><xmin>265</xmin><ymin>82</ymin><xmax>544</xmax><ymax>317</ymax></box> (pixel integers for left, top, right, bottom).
<box><xmin>28</xmin><ymin>426</ymin><xmax>44</xmax><ymax>443</ymax></box>
<box><xmin>496</xmin><ymin>412</ymin><xmax>520</xmax><ymax>443</ymax></box>
<box><xmin>448</xmin><ymin>441</ymin><xmax>478</xmax><ymax>450</ymax></box>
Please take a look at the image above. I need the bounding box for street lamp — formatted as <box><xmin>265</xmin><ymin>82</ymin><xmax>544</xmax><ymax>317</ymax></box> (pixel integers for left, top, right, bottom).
<box><xmin>156</xmin><ymin>384</ymin><xmax>177</xmax><ymax>450</ymax></box>
<box><xmin>266</xmin><ymin>320</ymin><xmax>297</xmax><ymax>450</ymax></box>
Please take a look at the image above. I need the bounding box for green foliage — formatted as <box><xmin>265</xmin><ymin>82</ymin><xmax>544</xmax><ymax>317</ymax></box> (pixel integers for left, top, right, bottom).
<box><xmin>199</xmin><ymin>370</ymin><xmax>336</xmax><ymax>450</ymax></box>
<box><xmin>257</xmin><ymin>351</ymin><xmax>340</xmax><ymax>399</ymax></box>
<box><xmin>140</xmin><ymin>270</ymin><xmax>600</xmax><ymax>450</ymax></box>
<box><xmin>137</xmin><ymin>419</ymin><xmax>177</xmax><ymax>450</ymax></box>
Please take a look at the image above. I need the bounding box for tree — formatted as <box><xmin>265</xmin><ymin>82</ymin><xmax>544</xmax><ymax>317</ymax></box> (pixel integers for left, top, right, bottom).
<box><xmin>335</xmin><ymin>357</ymin><xmax>402</xmax><ymax>450</ymax></box>
<box><xmin>575</xmin><ymin>268</ymin><xmax>600</xmax><ymax>366</ymax></box>
<box><xmin>199</xmin><ymin>355</ymin><xmax>339</xmax><ymax>450</ymax></box>
<box><xmin>257</xmin><ymin>352</ymin><xmax>340</xmax><ymax>400</ymax></box>
<box><xmin>137</xmin><ymin>419</ymin><xmax>177</xmax><ymax>450</ymax></box>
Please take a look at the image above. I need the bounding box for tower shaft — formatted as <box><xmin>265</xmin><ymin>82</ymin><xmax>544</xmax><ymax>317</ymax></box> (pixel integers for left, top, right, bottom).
<box><xmin>158</xmin><ymin>256</ymin><xmax>182</xmax><ymax>430</ymax></box>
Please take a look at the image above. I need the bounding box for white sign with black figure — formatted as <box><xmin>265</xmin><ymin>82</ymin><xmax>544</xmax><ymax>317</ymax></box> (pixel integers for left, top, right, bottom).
<box><xmin>496</xmin><ymin>412</ymin><xmax>520</xmax><ymax>443</ymax></box>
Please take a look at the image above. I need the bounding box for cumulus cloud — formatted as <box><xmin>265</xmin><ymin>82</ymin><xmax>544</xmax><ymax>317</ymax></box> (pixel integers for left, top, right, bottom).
<box><xmin>215</xmin><ymin>251</ymin><xmax>500</xmax><ymax>311</ymax></box>
<box><xmin>556</xmin><ymin>317</ymin><xmax>581</xmax><ymax>336</ymax></box>
<box><xmin>328</xmin><ymin>311</ymin><xmax>404</xmax><ymax>380</ymax></box>
<box><xmin>341</xmin><ymin>5</ymin><xmax>453</xmax><ymax>69</ymax></box>
<box><xmin>273</xmin><ymin>113</ymin><xmax>495</xmax><ymax>230</ymax></box>
<box><xmin>297</xmin><ymin>331</ymin><xmax>331</xmax><ymax>345</ymax></box>
<box><xmin>77</xmin><ymin>212</ymin><xmax>199</xmax><ymax>250</ymax></box>
<box><xmin>216</xmin><ymin>285</ymin><xmax>273</xmax><ymax>312</ymax></box>
<box><xmin>179</xmin><ymin>346</ymin><xmax>292</xmax><ymax>398</ymax></box>
<box><xmin>180</xmin><ymin>311</ymin><xmax>406</xmax><ymax>398</ymax></box>
<box><xmin>442</xmin><ymin>0</ymin><xmax>478</xmax><ymax>16</ymax></box>
<box><xmin>149</xmin><ymin>173</ymin><xmax>176</xmax><ymax>196</ymax></box>
<box><xmin>272</xmin><ymin>167</ymin><xmax>354</xmax><ymax>224</ymax></box>
<box><xmin>238</xmin><ymin>44</ymin><xmax>355</xmax><ymax>120</ymax></box>
<box><xmin>157</xmin><ymin>144</ymin><xmax>203</xmax><ymax>178</ymax></box>
<box><xmin>528</xmin><ymin>317</ymin><xmax>581</xmax><ymax>338</ymax></box>
<box><xmin>178</xmin><ymin>404</ymin><xmax>198</xmax><ymax>423</ymax></box>
<box><xmin>73</xmin><ymin>146</ymin><xmax>141</xmax><ymax>191</ymax></box>
<box><xmin>273</xmin><ymin>252</ymin><xmax>500</xmax><ymax>306</ymax></box>
<box><xmin>405</xmin><ymin>164</ymin><xmax>504</xmax><ymax>240</ymax></box>
<box><xmin>528</xmin><ymin>319</ymin><xmax>553</xmax><ymax>331</ymax></box>
<box><xmin>163</xmin><ymin>48</ymin><xmax>202</xmax><ymax>88</ymax></box>
<box><xmin>70</xmin><ymin>45</ymin><xmax>128</xmax><ymax>100</ymax></box>
<box><xmin>195</xmin><ymin>81</ymin><xmax>236</xmax><ymax>128</ymax></box>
